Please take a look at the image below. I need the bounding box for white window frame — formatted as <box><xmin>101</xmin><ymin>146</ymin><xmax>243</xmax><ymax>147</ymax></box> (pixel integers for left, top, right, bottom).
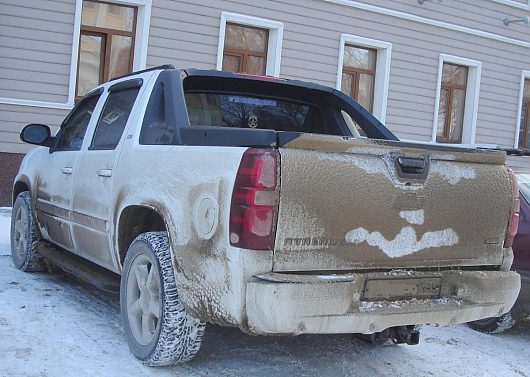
<box><xmin>69</xmin><ymin>0</ymin><xmax>152</xmax><ymax>104</ymax></box>
<box><xmin>336</xmin><ymin>34</ymin><xmax>392</xmax><ymax>124</ymax></box>
<box><xmin>431</xmin><ymin>54</ymin><xmax>482</xmax><ymax>145</ymax></box>
<box><xmin>216</xmin><ymin>12</ymin><xmax>284</xmax><ymax>77</ymax></box>
<box><xmin>515</xmin><ymin>70</ymin><xmax>530</xmax><ymax>148</ymax></box>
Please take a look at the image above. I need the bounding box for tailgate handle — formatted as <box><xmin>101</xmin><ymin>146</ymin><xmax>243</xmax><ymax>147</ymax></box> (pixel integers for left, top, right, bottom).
<box><xmin>395</xmin><ymin>156</ymin><xmax>430</xmax><ymax>179</ymax></box>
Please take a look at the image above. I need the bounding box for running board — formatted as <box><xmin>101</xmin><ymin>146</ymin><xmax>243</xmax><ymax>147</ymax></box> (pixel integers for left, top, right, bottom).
<box><xmin>35</xmin><ymin>241</ymin><xmax>120</xmax><ymax>293</ymax></box>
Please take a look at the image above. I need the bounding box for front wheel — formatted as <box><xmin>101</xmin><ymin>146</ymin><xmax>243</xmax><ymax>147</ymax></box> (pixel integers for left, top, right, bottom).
<box><xmin>10</xmin><ymin>191</ymin><xmax>43</xmax><ymax>272</ymax></box>
<box><xmin>467</xmin><ymin>311</ymin><xmax>517</xmax><ymax>334</ymax></box>
<box><xmin>120</xmin><ymin>232</ymin><xmax>205</xmax><ymax>366</ymax></box>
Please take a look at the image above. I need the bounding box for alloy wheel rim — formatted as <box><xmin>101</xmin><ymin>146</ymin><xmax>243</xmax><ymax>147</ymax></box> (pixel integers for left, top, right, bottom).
<box><xmin>126</xmin><ymin>253</ymin><xmax>161</xmax><ymax>345</ymax></box>
<box><xmin>13</xmin><ymin>205</ymin><xmax>28</xmax><ymax>261</ymax></box>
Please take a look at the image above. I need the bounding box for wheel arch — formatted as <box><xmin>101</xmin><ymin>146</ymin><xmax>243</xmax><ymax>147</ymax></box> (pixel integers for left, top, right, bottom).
<box><xmin>117</xmin><ymin>205</ymin><xmax>167</xmax><ymax>267</ymax></box>
<box><xmin>12</xmin><ymin>177</ymin><xmax>31</xmax><ymax>206</ymax></box>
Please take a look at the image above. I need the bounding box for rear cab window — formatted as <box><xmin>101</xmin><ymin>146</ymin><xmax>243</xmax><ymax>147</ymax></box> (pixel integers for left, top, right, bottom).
<box><xmin>182</xmin><ymin>75</ymin><xmax>348</xmax><ymax>136</ymax></box>
<box><xmin>184</xmin><ymin>93</ymin><xmax>332</xmax><ymax>134</ymax></box>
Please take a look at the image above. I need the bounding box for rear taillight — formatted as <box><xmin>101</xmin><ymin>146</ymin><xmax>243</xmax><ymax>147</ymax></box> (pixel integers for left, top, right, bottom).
<box><xmin>229</xmin><ymin>148</ymin><xmax>279</xmax><ymax>250</ymax></box>
<box><xmin>504</xmin><ymin>169</ymin><xmax>520</xmax><ymax>248</ymax></box>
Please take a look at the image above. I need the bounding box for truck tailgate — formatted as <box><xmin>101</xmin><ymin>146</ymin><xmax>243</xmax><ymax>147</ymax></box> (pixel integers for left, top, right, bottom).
<box><xmin>273</xmin><ymin>134</ymin><xmax>513</xmax><ymax>272</ymax></box>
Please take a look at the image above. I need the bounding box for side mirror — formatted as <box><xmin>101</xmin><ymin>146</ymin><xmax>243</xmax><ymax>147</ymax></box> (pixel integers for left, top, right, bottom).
<box><xmin>20</xmin><ymin>124</ymin><xmax>54</xmax><ymax>147</ymax></box>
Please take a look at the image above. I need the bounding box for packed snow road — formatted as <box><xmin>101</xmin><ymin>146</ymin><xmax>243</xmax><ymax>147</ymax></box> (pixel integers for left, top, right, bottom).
<box><xmin>0</xmin><ymin>208</ymin><xmax>529</xmax><ymax>377</ymax></box>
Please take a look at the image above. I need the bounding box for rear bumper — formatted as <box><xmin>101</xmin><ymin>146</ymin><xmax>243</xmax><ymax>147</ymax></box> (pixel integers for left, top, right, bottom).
<box><xmin>245</xmin><ymin>270</ymin><xmax>520</xmax><ymax>335</ymax></box>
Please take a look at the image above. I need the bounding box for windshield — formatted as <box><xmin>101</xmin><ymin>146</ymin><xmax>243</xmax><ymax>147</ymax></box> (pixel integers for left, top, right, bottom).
<box><xmin>518</xmin><ymin>173</ymin><xmax>530</xmax><ymax>202</ymax></box>
<box><xmin>184</xmin><ymin>92</ymin><xmax>341</xmax><ymax>135</ymax></box>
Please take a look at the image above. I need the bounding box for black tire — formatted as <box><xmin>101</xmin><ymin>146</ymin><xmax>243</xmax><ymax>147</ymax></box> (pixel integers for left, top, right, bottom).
<box><xmin>467</xmin><ymin>310</ymin><xmax>517</xmax><ymax>334</ymax></box>
<box><xmin>120</xmin><ymin>231</ymin><xmax>205</xmax><ymax>366</ymax></box>
<box><xmin>10</xmin><ymin>191</ymin><xmax>43</xmax><ymax>272</ymax></box>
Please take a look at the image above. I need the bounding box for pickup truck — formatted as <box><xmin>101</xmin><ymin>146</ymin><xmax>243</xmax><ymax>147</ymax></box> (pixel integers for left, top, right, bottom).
<box><xmin>11</xmin><ymin>65</ymin><xmax>521</xmax><ymax>366</ymax></box>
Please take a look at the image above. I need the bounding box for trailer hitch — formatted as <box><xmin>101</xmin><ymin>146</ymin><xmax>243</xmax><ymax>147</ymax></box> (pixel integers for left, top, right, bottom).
<box><xmin>359</xmin><ymin>325</ymin><xmax>420</xmax><ymax>346</ymax></box>
<box><xmin>389</xmin><ymin>325</ymin><xmax>420</xmax><ymax>345</ymax></box>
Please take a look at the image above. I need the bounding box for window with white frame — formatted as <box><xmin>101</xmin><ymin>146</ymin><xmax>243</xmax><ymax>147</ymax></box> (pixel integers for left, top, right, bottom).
<box><xmin>216</xmin><ymin>12</ymin><xmax>283</xmax><ymax>77</ymax></box>
<box><xmin>432</xmin><ymin>54</ymin><xmax>481</xmax><ymax>145</ymax></box>
<box><xmin>337</xmin><ymin>34</ymin><xmax>392</xmax><ymax>125</ymax></box>
<box><xmin>73</xmin><ymin>0</ymin><xmax>151</xmax><ymax>101</ymax></box>
<box><xmin>77</xmin><ymin>1</ymin><xmax>137</xmax><ymax>98</ymax></box>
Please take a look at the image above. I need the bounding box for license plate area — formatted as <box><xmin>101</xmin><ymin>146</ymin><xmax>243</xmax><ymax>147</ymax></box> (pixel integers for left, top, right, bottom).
<box><xmin>362</xmin><ymin>277</ymin><xmax>442</xmax><ymax>301</ymax></box>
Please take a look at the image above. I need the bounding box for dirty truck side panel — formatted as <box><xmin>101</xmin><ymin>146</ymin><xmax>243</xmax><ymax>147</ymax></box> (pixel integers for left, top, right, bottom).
<box><xmin>71</xmin><ymin>79</ymin><xmax>150</xmax><ymax>273</ymax></box>
<box><xmin>112</xmin><ymin>144</ymin><xmax>272</xmax><ymax>325</ymax></box>
<box><xmin>14</xmin><ymin>148</ymin><xmax>78</xmax><ymax>252</ymax></box>
<box><xmin>33</xmin><ymin>149</ymin><xmax>79</xmax><ymax>252</ymax></box>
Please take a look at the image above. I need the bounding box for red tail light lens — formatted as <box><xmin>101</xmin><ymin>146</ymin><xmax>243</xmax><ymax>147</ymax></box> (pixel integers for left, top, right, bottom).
<box><xmin>230</xmin><ymin>148</ymin><xmax>279</xmax><ymax>250</ymax></box>
<box><xmin>504</xmin><ymin>169</ymin><xmax>520</xmax><ymax>248</ymax></box>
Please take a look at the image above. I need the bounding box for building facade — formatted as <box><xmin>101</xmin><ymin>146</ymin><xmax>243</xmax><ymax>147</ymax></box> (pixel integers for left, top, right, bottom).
<box><xmin>1</xmin><ymin>0</ymin><xmax>529</xmax><ymax>205</ymax></box>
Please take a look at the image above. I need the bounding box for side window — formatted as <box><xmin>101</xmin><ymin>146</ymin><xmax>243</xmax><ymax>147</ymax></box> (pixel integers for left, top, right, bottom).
<box><xmin>55</xmin><ymin>94</ymin><xmax>101</xmax><ymax>151</ymax></box>
<box><xmin>90</xmin><ymin>87</ymin><xmax>140</xmax><ymax>150</ymax></box>
<box><xmin>140</xmin><ymin>82</ymin><xmax>177</xmax><ymax>145</ymax></box>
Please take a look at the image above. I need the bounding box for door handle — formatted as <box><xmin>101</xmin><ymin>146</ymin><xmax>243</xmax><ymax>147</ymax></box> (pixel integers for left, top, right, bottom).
<box><xmin>97</xmin><ymin>169</ymin><xmax>112</xmax><ymax>177</ymax></box>
<box><xmin>61</xmin><ymin>167</ymin><xmax>73</xmax><ymax>175</ymax></box>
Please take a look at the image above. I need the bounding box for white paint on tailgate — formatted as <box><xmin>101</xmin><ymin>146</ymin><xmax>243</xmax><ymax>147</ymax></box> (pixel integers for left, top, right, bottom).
<box><xmin>431</xmin><ymin>163</ymin><xmax>476</xmax><ymax>184</ymax></box>
<box><xmin>319</xmin><ymin>152</ymin><xmax>386</xmax><ymax>175</ymax></box>
<box><xmin>345</xmin><ymin>226</ymin><xmax>459</xmax><ymax>258</ymax></box>
<box><xmin>399</xmin><ymin>209</ymin><xmax>425</xmax><ymax>225</ymax></box>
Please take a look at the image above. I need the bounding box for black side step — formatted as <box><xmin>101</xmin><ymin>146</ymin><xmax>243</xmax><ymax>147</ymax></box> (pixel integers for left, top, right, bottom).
<box><xmin>36</xmin><ymin>242</ymin><xmax>120</xmax><ymax>293</ymax></box>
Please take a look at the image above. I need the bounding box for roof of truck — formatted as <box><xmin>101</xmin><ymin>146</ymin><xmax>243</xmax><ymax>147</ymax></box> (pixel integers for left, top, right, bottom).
<box><xmin>109</xmin><ymin>64</ymin><xmax>339</xmax><ymax>95</ymax></box>
<box><xmin>183</xmin><ymin>68</ymin><xmax>337</xmax><ymax>94</ymax></box>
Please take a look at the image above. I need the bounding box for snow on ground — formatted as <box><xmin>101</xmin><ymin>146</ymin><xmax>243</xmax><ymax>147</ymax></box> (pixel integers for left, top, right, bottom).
<box><xmin>0</xmin><ymin>207</ymin><xmax>11</xmax><ymax>256</ymax></box>
<box><xmin>0</xmin><ymin>210</ymin><xmax>529</xmax><ymax>377</ymax></box>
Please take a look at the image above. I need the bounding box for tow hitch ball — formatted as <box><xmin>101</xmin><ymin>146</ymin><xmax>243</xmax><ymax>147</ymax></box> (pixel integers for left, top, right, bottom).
<box><xmin>363</xmin><ymin>325</ymin><xmax>420</xmax><ymax>345</ymax></box>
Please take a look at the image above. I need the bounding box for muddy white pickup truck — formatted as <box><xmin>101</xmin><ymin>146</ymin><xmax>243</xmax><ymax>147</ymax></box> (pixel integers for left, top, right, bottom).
<box><xmin>12</xmin><ymin>65</ymin><xmax>520</xmax><ymax>365</ymax></box>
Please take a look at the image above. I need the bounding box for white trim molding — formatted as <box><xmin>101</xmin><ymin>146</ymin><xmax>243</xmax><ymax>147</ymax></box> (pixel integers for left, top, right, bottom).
<box><xmin>336</xmin><ymin>34</ymin><xmax>391</xmax><ymax>124</ymax></box>
<box><xmin>216</xmin><ymin>12</ymin><xmax>284</xmax><ymax>77</ymax></box>
<box><xmin>0</xmin><ymin>97</ymin><xmax>73</xmax><ymax>110</ymax></box>
<box><xmin>0</xmin><ymin>0</ymin><xmax>152</xmax><ymax>110</ymax></box>
<box><xmin>67</xmin><ymin>0</ymin><xmax>84</xmax><ymax>105</ymax></box>
<box><xmin>489</xmin><ymin>0</ymin><xmax>529</xmax><ymax>10</ymax></box>
<box><xmin>323</xmin><ymin>0</ymin><xmax>530</xmax><ymax>49</ymax></box>
<box><xmin>431</xmin><ymin>54</ymin><xmax>482</xmax><ymax>145</ymax></box>
<box><xmin>514</xmin><ymin>70</ymin><xmax>530</xmax><ymax>148</ymax></box>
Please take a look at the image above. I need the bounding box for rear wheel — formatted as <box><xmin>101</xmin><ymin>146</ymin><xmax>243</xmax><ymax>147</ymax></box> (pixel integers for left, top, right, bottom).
<box><xmin>120</xmin><ymin>231</ymin><xmax>205</xmax><ymax>366</ymax></box>
<box><xmin>467</xmin><ymin>311</ymin><xmax>517</xmax><ymax>334</ymax></box>
<box><xmin>10</xmin><ymin>191</ymin><xmax>43</xmax><ymax>272</ymax></box>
